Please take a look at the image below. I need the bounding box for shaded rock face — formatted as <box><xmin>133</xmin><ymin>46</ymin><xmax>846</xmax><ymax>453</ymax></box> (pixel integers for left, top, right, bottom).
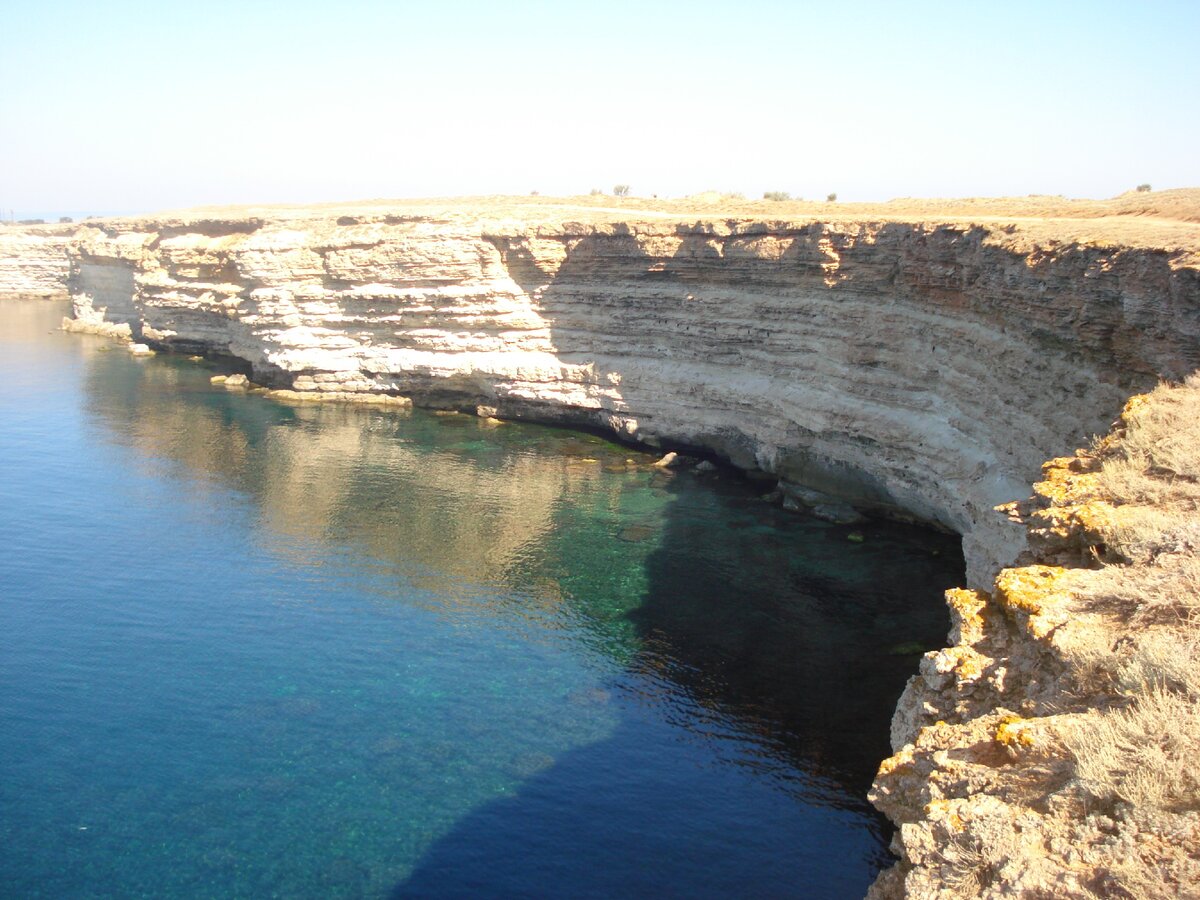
<box><xmin>61</xmin><ymin>214</ymin><xmax>1200</xmax><ymax>585</ymax></box>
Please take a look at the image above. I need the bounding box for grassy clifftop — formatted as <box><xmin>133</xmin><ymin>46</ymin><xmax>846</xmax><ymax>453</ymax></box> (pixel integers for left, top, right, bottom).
<box><xmin>871</xmin><ymin>377</ymin><xmax>1200</xmax><ymax>897</ymax></box>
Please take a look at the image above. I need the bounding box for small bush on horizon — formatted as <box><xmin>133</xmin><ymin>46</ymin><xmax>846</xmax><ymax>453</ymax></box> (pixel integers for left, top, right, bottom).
<box><xmin>613</xmin><ymin>184</ymin><xmax>630</xmax><ymax>197</ymax></box>
<box><xmin>763</xmin><ymin>191</ymin><xmax>791</xmax><ymax>201</ymax></box>
<box><xmin>1136</xmin><ymin>183</ymin><xmax>1152</xmax><ymax>192</ymax></box>
<box><xmin>590</xmin><ymin>188</ymin><xmax>603</xmax><ymax>196</ymax></box>
<box><xmin>827</xmin><ymin>192</ymin><xmax>838</xmax><ymax>202</ymax></box>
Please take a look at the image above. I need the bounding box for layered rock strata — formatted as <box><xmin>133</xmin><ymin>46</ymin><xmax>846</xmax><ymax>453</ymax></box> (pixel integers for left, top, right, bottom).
<box><xmin>0</xmin><ymin>226</ymin><xmax>74</xmax><ymax>299</ymax></box>
<box><xmin>58</xmin><ymin>204</ymin><xmax>1200</xmax><ymax>586</ymax></box>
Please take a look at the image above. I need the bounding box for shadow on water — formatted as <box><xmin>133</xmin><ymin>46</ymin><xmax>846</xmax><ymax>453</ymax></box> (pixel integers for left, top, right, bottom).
<box><xmin>394</xmin><ymin>471</ymin><xmax>961</xmax><ymax>897</ymax></box>
<box><xmin>63</xmin><ymin>312</ymin><xmax>963</xmax><ymax>897</ymax></box>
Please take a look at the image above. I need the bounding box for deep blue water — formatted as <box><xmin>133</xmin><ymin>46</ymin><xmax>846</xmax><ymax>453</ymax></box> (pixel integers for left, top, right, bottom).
<box><xmin>0</xmin><ymin>300</ymin><xmax>962</xmax><ymax>898</ymax></box>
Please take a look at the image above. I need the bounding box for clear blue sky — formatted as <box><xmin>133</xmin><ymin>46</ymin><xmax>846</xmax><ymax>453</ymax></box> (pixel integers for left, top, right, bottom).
<box><xmin>1</xmin><ymin>0</ymin><xmax>1197</xmax><ymax>216</ymax></box>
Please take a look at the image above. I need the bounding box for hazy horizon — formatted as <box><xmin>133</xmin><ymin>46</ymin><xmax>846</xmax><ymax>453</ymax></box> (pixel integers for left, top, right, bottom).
<box><xmin>3</xmin><ymin>0</ymin><xmax>1197</xmax><ymax>217</ymax></box>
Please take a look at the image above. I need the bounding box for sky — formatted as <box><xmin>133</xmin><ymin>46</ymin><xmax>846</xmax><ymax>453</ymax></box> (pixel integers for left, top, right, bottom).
<box><xmin>1</xmin><ymin>0</ymin><xmax>1197</xmax><ymax>217</ymax></box>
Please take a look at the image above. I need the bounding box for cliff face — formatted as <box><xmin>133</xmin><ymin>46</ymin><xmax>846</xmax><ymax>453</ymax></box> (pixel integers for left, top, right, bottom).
<box><xmin>0</xmin><ymin>227</ymin><xmax>73</xmax><ymax>298</ymax></box>
<box><xmin>62</xmin><ymin>207</ymin><xmax>1200</xmax><ymax>585</ymax></box>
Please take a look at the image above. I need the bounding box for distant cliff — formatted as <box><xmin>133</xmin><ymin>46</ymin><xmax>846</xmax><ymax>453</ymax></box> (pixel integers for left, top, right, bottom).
<box><xmin>0</xmin><ymin>225</ymin><xmax>74</xmax><ymax>298</ymax></box>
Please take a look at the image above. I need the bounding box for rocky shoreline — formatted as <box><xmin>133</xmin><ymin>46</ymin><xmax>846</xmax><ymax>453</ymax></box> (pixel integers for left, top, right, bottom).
<box><xmin>4</xmin><ymin>192</ymin><xmax>1198</xmax><ymax>896</ymax></box>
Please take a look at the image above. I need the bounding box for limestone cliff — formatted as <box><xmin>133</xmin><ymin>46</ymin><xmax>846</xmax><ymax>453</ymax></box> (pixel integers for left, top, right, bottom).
<box><xmin>0</xmin><ymin>225</ymin><xmax>74</xmax><ymax>299</ymax></box>
<box><xmin>57</xmin><ymin>198</ymin><xmax>1200</xmax><ymax>586</ymax></box>
<box><xmin>3</xmin><ymin>192</ymin><xmax>1199</xmax><ymax>896</ymax></box>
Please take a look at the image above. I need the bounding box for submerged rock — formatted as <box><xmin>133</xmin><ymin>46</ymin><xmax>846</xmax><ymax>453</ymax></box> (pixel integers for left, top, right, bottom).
<box><xmin>617</xmin><ymin>524</ymin><xmax>656</xmax><ymax>543</ymax></box>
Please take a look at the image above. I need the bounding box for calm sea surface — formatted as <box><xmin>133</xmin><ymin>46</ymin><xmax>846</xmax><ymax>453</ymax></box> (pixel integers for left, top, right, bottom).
<box><xmin>0</xmin><ymin>299</ymin><xmax>962</xmax><ymax>898</ymax></box>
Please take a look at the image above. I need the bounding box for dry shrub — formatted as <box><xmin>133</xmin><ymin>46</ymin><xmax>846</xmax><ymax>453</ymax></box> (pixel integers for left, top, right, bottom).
<box><xmin>1096</xmin><ymin>458</ymin><xmax>1200</xmax><ymax>510</ymax></box>
<box><xmin>1094</xmin><ymin>374</ymin><xmax>1200</xmax><ymax>508</ymax></box>
<box><xmin>1089</xmin><ymin>851</ymin><xmax>1200</xmax><ymax>900</ymax></box>
<box><xmin>1055</xmin><ymin>378</ymin><xmax>1200</xmax><ymax>896</ymax></box>
<box><xmin>1117</xmin><ymin>629</ymin><xmax>1200</xmax><ymax>697</ymax></box>
<box><xmin>1103</xmin><ymin>508</ymin><xmax>1200</xmax><ymax>564</ymax></box>
<box><xmin>1068</xmin><ymin>686</ymin><xmax>1200</xmax><ymax>812</ymax></box>
<box><xmin>936</xmin><ymin>827</ymin><xmax>1021</xmax><ymax>896</ymax></box>
<box><xmin>1087</xmin><ymin>377</ymin><xmax>1200</xmax><ymax>570</ymax></box>
<box><xmin>1123</xmin><ymin>378</ymin><xmax>1200</xmax><ymax>483</ymax></box>
<box><xmin>1082</xmin><ymin>554</ymin><xmax>1200</xmax><ymax>621</ymax></box>
<box><xmin>1069</xmin><ymin>626</ymin><xmax>1200</xmax><ymax>813</ymax></box>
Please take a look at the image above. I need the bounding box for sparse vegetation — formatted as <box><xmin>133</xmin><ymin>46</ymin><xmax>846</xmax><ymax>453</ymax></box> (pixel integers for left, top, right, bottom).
<box><xmin>612</xmin><ymin>184</ymin><xmax>630</xmax><ymax>197</ymax></box>
<box><xmin>1090</xmin><ymin>374</ymin><xmax>1200</xmax><ymax>557</ymax></box>
<box><xmin>1137</xmin><ymin>183</ymin><xmax>1152</xmax><ymax>193</ymax></box>
<box><xmin>936</xmin><ymin>828</ymin><xmax>1021</xmax><ymax>894</ymax></box>
<box><xmin>1055</xmin><ymin>373</ymin><xmax>1200</xmax><ymax>896</ymax></box>
<box><xmin>589</xmin><ymin>188</ymin><xmax>603</xmax><ymax>196</ymax></box>
<box><xmin>826</xmin><ymin>192</ymin><xmax>838</xmax><ymax>202</ymax></box>
<box><xmin>763</xmin><ymin>191</ymin><xmax>791</xmax><ymax>202</ymax></box>
<box><xmin>1069</xmin><ymin>684</ymin><xmax>1200</xmax><ymax>812</ymax></box>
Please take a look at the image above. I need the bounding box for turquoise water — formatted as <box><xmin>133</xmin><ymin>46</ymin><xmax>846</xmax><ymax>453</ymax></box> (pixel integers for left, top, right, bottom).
<box><xmin>0</xmin><ymin>300</ymin><xmax>962</xmax><ymax>898</ymax></box>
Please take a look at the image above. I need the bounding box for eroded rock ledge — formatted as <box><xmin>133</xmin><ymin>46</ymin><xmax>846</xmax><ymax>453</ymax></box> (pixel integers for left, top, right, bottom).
<box><xmin>871</xmin><ymin>381</ymin><xmax>1200</xmax><ymax>897</ymax></box>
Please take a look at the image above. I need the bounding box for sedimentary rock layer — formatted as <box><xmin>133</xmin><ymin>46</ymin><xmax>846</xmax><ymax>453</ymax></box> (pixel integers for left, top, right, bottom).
<box><xmin>57</xmin><ymin>200</ymin><xmax>1200</xmax><ymax>585</ymax></box>
<box><xmin>0</xmin><ymin>227</ymin><xmax>73</xmax><ymax>298</ymax></box>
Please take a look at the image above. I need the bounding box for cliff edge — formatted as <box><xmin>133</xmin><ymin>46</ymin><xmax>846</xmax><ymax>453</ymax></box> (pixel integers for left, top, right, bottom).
<box><xmin>871</xmin><ymin>377</ymin><xmax>1200</xmax><ymax>896</ymax></box>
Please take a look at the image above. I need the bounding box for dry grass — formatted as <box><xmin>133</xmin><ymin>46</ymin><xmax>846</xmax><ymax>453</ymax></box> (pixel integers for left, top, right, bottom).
<box><xmin>1095</xmin><ymin>374</ymin><xmax>1200</xmax><ymax>506</ymax></box>
<box><xmin>1117</xmin><ymin>630</ymin><xmax>1200</xmax><ymax>697</ymax></box>
<box><xmin>1062</xmin><ymin>376</ymin><xmax>1200</xmax><ymax>897</ymax></box>
<box><xmin>1104</xmin><ymin>508</ymin><xmax>1200</xmax><ymax>565</ymax></box>
<box><xmin>1088</xmin><ymin>852</ymin><xmax>1200</xmax><ymax>900</ymax></box>
<box><xmin>1088</xmin><ymin>376</ymin><xmax>1200</xmax><ymax>569</ymax></box>
<box><xmin>1083</xmin><ymin>554</ymin><xmax>1200</xmax><ymax>623</ymax></box>
<box><xmin>1095</xmin><ymin>457</ymin><xmax>1200</xmax><ymax>510</ymax></box>
<box><xmin>1069</xmin><ymin>685</ymin><xmax>1200</xmax><ymax>812</ymax></box>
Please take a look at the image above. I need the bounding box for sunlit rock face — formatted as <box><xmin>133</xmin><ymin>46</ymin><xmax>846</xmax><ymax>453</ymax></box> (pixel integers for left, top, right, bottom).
<box><xmin>0</xmin><ymin>228</ymin><xmax>73</xmax><ymax>298</ymax></box>
<box><xmin>63</xmin><ymin>211</ymin><xmax>1200</xmax><ymax>585</ymax></box>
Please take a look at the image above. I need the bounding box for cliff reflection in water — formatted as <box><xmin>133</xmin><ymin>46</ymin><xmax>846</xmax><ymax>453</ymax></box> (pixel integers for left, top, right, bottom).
<box><xmin>82</xmin><ymin>342</ymin><xmax>962</xmax><ymax>801</ymax></box>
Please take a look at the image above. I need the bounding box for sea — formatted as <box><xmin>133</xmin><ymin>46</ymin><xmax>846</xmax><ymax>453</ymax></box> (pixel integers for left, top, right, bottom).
<box><xmin>0</xmin><ymin>299</ymin><xmax>962</xmax><ymax>897</ymax></box>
